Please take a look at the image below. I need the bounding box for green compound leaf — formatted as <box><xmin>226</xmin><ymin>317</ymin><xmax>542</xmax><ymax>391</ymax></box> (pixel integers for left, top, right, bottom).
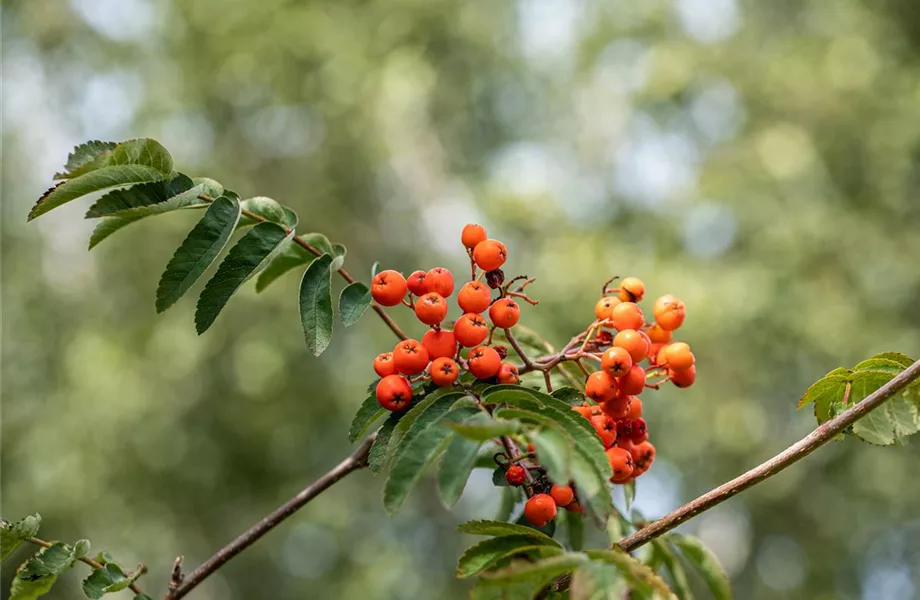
<box><xmin>155</xmin><ymin>195</ymin><xmax>241</xmax><ymax>313</ymax></box>
<box><xmin>298</xmin><ymin>254</ymin><xmax>335</xmax><ymax>356</ymax></box>
<box><xmin>196</xmin><ymin>222</ymin><xmax>294</xmax><ymax>333</ymax></box>
<box><xmin>31</xmin><ymin>139</ymin><xmax>174</xmax><ymax>220</ymax></box>
<box><xmin>82</xmin><ymin>563</ymin><xmax>141</xmax><ymax>599</ymax></box>
<box><xmin>237</xmin><ymin>196</ymin><xmax>287</xmax><ymax>227</ymax></box>
<box><xmin>10</xmin><ymin>541</ymin><xmax>87</xmax><ymax>600</ymax></box>
<box><xmin>255</xmin><ymin>243</ymin><xmax>316</xmax><ymax>292</ymax></box>
<box><xmin>437</xmin><ymin>433</ymin><xmax>483</xmax><ymax>508</ymax></box>
<box><xmin>349</xmin><ymin>393</ymin><xmax>387</xmax><ymax>443</ymax></box>
<box><xmin>668</xmin><ymin>534</ymin><xmax>731</xmax><ymax>600</ymax></box>
<box><xmin>54</xmin><ymin>140</ymin><xmax>118</xmax><ymax>179</ymax></box>
<box><xmin>339</xmin><ymin>282</ymin><xmax>372</xmax><ymax>327</ymax></box>
<box><xmin>1</xmin><ymin>515</ymin><xmax>42</xmax><ymax>563</ymax></box>
<box><xmin>457</xmin><ymin>535</ymin><xmax>564</xmax><ymax>578</ymax></box>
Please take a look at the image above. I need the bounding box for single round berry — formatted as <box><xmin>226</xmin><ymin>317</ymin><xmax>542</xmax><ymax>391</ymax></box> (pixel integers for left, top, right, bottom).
<box><xmin>590</xmin><ymin>414</ymin><xmax>617</xmax><ymax>447</ymax></box>
<box><xmin>594</xmin><ymin>297</ymin><xmax>620</xmax><ymax>321</ymax></box>
<box><xmin>614</xmin><ymin>329</ymin><xmax>650</xmax><ymax>363</ymax></box>
<box><xmin>618</xmin><ymin>364</ymin><xmax>647</xmax><ymax>396</ymax></box>
<box><xmin>406</xmin><ymin>270</ymin><xmax>428</xmax><ymax>296</ymax></box>
<box><xmin>630</xmin><ymin>418</ymin><xmax>649</xmax><ymax>444</ymax></box>
<box><xmin>630</xmin><ymin>441</ymin><xmax>656</xmax><ymax>474</ymax></box>
<box><xmin>601</xmin><ymin>346</ymin><xmax>633</xmax><ymax>378</ymax></box>
<box><xmin>665</xmin><ymin>342</ymin><xmax>695</xmax><ymax>371</ymax></box>
<box><xmin>489</xmin><ymin>298</ymin><xmax>521</xmax><ymax>329</ymax></box>
<box><xmin>618</xmin><ymin>277</ymin><xmax>645</xmax><ymax>302</ymax></box>
<box><xmin>505</xmin><ymin>464</ymin><xmax>527</xmax><ymax>486</ymax></box>
<box><xmin>670</xmin><ymin>365</ymin><xmax>696</xmax><ymax>388</ymax></box>
<box><xmin>472</xmin><ymin>239</ymin><xmax>508</xmax><ymax>272</ymax></box>
<box><xmin>457</xmin><ymin>281</ymin><xmax>492</xmax><ymax>314</ymax></box>
<box><xmin>374</xmin><ymin>352</ymin><xmax>397</xmax><ymax>378</ymax></box>
<box><xmin>550</xmin><ymin>484</ymin><xmax>575</xmax><ymax>507</ymax></box>
<box><xmin>430</xmin><ymin>357</ymin><xmax>460</xmax><ymax>387</ymax></box>
<box><xmin>392</xmin><ymin>339</ymin><xmax>430</xmax><ymax>375</ymax></box>
<box><xmin>376</xmin><ymin>375</ymin><xmax>413</xmax><ymax>411</ymax></box>
<box><xmin>601</xmin><ymin>393</ymin><xmax>632</xmax><ymax>419</ymax></box>
<box><xmin>425</xmin><ymin>267</ymin><xmax>455</xmax><ymax>297</ymax></box>
<box><xmin>573</xmin><ymin>405</ymin><xmax>593</xmax><ymax>419</ymax></box>
<box><xmin>648</xmin><ymin>342</ymin><xmax>665</xmax><ymax>366</ymax></box>
<box><xmin>422</xmin><ymin>329</ymin><xmax>458</xmax><ymax>359</ymax></box>
<box><xmin>653</xmin><ymin>294</ymin><xmax>686</xmax><ymax>331</ymax></box>
<box><xmin>656</xmin><ymin>344</ymin><xmax>669</xmax><ymax>367</ymax></box>
<box><xmin>371</xmin><ymin>270</ymin><xmax>408</xmax><ymax>306</ymax></box>
<box><xmin>454</xmin><ymin>313</ymin><xmax>489</xmax><ymax>347</ymax></box>
<box><xmin>626</xmin><ymin>396</ymin><xmax>643</xmax><ymax>420</ymax></box>
<box><xmin>461</xmin><ymin>223</ymin><xmax>488</xmax><ymax>250</ymax></box>
<box><xmin>524</xmin><ymin>493</ymin><xmax>557</xmax><ymax>527</ymax></box>
<box><xmin>606</xmin><ymin>446</ymin><xmax>634</xmax><ymax>482</ymax></box>
<box><xmin>414</xmin><ymin>292</ymin><xmax>448</xmax><ymax>325</ymax></box>
<box><xmin>609</xmin><ymin>302</ymin><xmax>645</xmax><ymax>331</ymax></box>
<box><xmin>497</xmin><ymin>362</ymin><xmax>520</xmax><ymax>384</ymax></box>
<box><xmin>647</xmin><ymin>323</ymin><xmax>672</xmax><ymax>344</ymax></box>
<box><xmin>585</xmin><ymin>371</ymin><xmax>618</xmax><ymax>403</ymax></box>
<box><xmin>468</xmin><ymin>345</ymin><xmax>502</xmax><ymax>379</ymax></box>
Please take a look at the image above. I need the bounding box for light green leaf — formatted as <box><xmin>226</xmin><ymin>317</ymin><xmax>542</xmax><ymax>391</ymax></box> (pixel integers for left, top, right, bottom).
<box><xmin>565</xmin><ymin>509</ymin><xmax>585</xmax><ymax>551</ymax></box>
<box><xmin>196</xmin><ymin>222</ymin><xmax>294</xmax><ymax>333</ymax></box>
<box><xmin>299</xmin><ymin>232</ymin><xmax>334</xmax><ymax>256</ymax></box>
<box><xmin>850</xmin><ymin>370</ymin><xmax>920</xmax><ymax>445</ymax></box>
<box><xmin>481</xmin><ymin>552</ymin><xmax>589</xmax><ymax>582</ymax></box>
<box><xmin>437</xmin><ymin>434</ymin><xmax>483</xmax><ymax>508</ymax></box>
<box><xmin>853</xmin><ymin>352</ymin><xmax>914</xmax><ymax>372</ymax></box>
<box><xmin>445</xmin><ymin>412</ymin><xmax>522</xmax><ymax>441</ymax></box>
<box><xmin>458</xmin><ymin>520</ymin><xmax>562</xmax><ymax>544</ymax></box>
<box><xmin>798</xmin><ymin>367</ymin><xmax>849</xmax><ymax>411</ymax></box>
<box><xmin>571</xmin><ymin>561</ymin><xmax>629</xmax><ymax>600</ymax></box>
<box><xmin>1</xmin><ymin>515</ymin><xmax>42</xmax><ymax>563</ymax></box>
<box><xmin>155</xmin><ymin>195</ymin><xmax>241</xmax><ymax>312</ymax></box>
<box><xmin>54</xmin><ymin>140</ymin><xmax>118</xmax><ymax>179</ymax></box>
<box><xmin>586</xmin><ymin>549</ymin><xmax>676</xmax><ymax>599</ymax></box>
<box><xmin>551</xmin><ymin>387</ymin><xmax>586</xmax><ymax>406</ymax></box>
<box><xmin>349</xmin><ymin>393</ymin><xmax>387</xmax><ymax>443</ymax></box>
<box><xmin>624</xmin><ymin>481</ymin><xmax>636</xmax><ymax>513</ymax></box>
<box><xmin>82</xmin><ymin>563</ymin><xmax>141</xmax><ymax>599</ymax></box>
<box><xmin>255</xmin><ymin>243</ymin><xmax>317</xmax><ymax>292</ymax></box>
<box><xmin>31</xmin><ymin>139</ymin><xmax>174</xmax><ymax>220</ymax></box>
<box><xmin>298</xmin><ymin>254</ymin><xmax>335</xmax><ymax>356</ymax></box>
<box><xmin>331</xmin><ymin>243</ymin><xmax>347</xmax><ymax>271</ymax></box>
<box><xmin>653</xmin><ymin>540</ymin><xmax>694</xmax><ymax>600</ymax></box>
<box><xmin>669</xmin><ymin>535</ymin><xmax>731</xmax><ymax>600</ymax></box>
<box><xmin>339</xmin><ymin>282</ymin><xmax>372</xmax><ymax>327</ymax></box>
<box><xmin>529</xmin><ymin>427</ymin><xmax>573</xmax><ymax>485</ymax></box>
<box><xmin>495</xmin><ymin>487</ymin><xmax>521</xmax><ymax>522</ymax></box>
<box><xmin>458</xmin><ymin>535</ymin><xmax>564</xmax><ymax>578</ymax></box>
<box><xmin>238</xmin><ymin>196</ymin><xmax>287</xmax><ymax>227</ymax></box>
<box><xmin>469</xmin><ymin>577</ymin><xmax>549</xmax><ymax>600</ymax></box>
<box><xmin>10</xmin><ymin>542</ymin><xmax>83</xmax><ymax>600</ymax></box>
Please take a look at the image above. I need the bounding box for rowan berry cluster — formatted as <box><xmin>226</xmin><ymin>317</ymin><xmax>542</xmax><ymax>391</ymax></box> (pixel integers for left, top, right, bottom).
<box><xmin>372</xmin><ymin>224</ymin><xmax>530</xmax><ymax>411</ymax></box>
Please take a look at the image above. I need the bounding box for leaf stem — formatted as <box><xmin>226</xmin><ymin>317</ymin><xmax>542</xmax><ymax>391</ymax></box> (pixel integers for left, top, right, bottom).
<box><xmin>24</xmin><ymin>537</ymin><xmax>147</xmax><ymax>596</ymax></box>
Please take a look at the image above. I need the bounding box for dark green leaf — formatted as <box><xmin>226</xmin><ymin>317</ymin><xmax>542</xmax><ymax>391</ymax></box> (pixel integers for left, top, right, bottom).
<box><xmin>196</xmin><ymin>222</ymin><xmax>294</xmax><ymax>333</ymax></box>
<box><xmin>54</xmin><ymin>140</ymin><xmax>117</xmax><ymax>179</ymax></box>
<box><xmin>458</xmin><ymin>520</ymin><xmax>561</xmax><ymax>544</ymax></box>
<box><xmin>586</xmin><ymin>549</ymin><xmax>676</xmax><ymax>598</ymax></box>
<box><xmin>565</xmin><ymin>510</ymin><xmax>585</xmax><ymax>551</ymax></box>
<box><xmin>368</xmin><ymin>413</ymin><xmax>400</xmax><ymax>474</ymax></box>
<box><xmin>571</xmin><ymin>561</ymin><xmax>629</xmax><ymax>600</ymax></box>
<box><xmin>458</xmin><ymin>535</ymin><xmax>563</xmax><ymax>578</ymax></box>
<box><xmin>299</xmin><ymin>254</ymin><xmax>335</xmax><ymax>356</ymax></box>
<box><xmin>387</xmin><ymin>389</ymin><xmax>467</xmax><ymax>466</ymax></box>
<box><xmin>481</xmin><ymin>552</ymin><xmax>588</xmax><ymax>582</ymax></box>
<box><xmin>551</xmin><ymin>387</ymin><xmax>586</xmax><ymax>406</ymax></box>
<box><xmin>255</xmin><ymin>243</ymin><xmax>316</xmax><ymax>292</ymax></box>
<box><xmin>1</xmin><ymin>515</ymin><xmax>41</xmax><ymax>563</ymax></box>
<box><xmin>445</xmin><ymin>412</ymin><xmax>522</xmax><ymax>441</ymax></box>
<box><xmin>82</xmin><ymin>563</ymin><xmax>140</xmax><ymax>599</ymax></box>
<box><xmin>31</xmin><ymin>139</ymin><xmax>174</xmax><ymax>220</ymax></box>
<box><xmin>155</xmin><ymin>195</ymin><xmax>241</xmax><ymax>312</ymax></box>
<box><xmin>349</xmin><ymin>393</ymin><xmax>387</xmax><ymax>443</ymax></box>
<box><xmin>85</xmin><ymin>174</ymin><xmax>193</xmax><ymax>217</ymax></box>
<box><xmin>384</xmin><ymin>417</ymin><xmax>459</xmax><ymax>515</ymax></box>
<box><xmin>437</xmin><ymin>434</ymin><xmax>483</xmax><ymax>508</ymax></box>
<box><xmin>669</xmin><ymin>535</ymin><xmax>730</xmax><ymax>600</ymax></box>
<box><xmin>238</xmin><ymin>197</ymin><xmax>287</xmax><ymax>227</ymax></box>
<box><xmin>495</xmin><ymin>487</ymin><xmax>520</xmax><ymax>522</ymax></box>
<box><xmin>339</xmin><ymin>282</ymin><xmax>372</xmax><ymax>327</ymax></box>
<box><xmin>529</xmin><ymin>427</ymin><xmax>572</xmax><ymax>484</ymax></box>
<box><xmin>10</xmin><ymin>541</ymin><xmax>86</xmax><ymax>600</ymax></box>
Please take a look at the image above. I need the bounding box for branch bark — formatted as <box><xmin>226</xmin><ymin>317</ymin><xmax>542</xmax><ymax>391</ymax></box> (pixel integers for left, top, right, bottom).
<box><xmin>164</xmin><ymin>433</ymin><xmax>377</xmax><ymax>600</ymax></box>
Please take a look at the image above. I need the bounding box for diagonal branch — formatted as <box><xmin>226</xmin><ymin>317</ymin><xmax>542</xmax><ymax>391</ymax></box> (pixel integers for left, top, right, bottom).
<box><xmin>164</xmin><ymin>433</ymin><xmax>378</xmax><ymax>600</ymax></box>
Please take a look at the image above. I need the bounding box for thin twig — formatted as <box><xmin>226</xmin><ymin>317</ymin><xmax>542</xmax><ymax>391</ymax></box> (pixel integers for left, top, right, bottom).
<box><xmin>504</xmin><ymin>328</ymin><xmax>535</xmax><ymax>370</ymax></box>
<box><xmin>25</xmin><ymin>537</ymin><xmax>147</xmax><ymax>596</ymax></box>
<box><xmin>165</xmin><ymin>433</ymin><xmax>378</xmax><ymax>600</ymax></box>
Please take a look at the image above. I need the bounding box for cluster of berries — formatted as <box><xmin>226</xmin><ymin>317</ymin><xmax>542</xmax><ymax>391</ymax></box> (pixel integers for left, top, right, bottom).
<box><xmin>371</xmin><ymin>225</ymin><xmax>526</xmax><ymax>411</ymax></box>
<box><xmin>573</xmin><ymin>279</ymin><xmax>695</xmax><ymax>486</ymax></box>
<box><xmin>503</xmin><ymin>461</ymin><xmax>582</xmax><ymax>527</ymax></box>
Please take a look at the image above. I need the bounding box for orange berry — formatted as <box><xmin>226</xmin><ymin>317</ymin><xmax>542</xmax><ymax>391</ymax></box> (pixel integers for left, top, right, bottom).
<box><xmin>489</xmin><ymin>298</ymin><xmax>520</xmax><ymax>329</ymax></box>
<box><xmin>618</xmin><ymin>277</ymin><xmax>645</xmax><ymax>302</ymax></box>
<box><xmin>414</xmin><ymin>292</ymin><xmax>448</xmax><ymax>325</ymax></box>
<box><xmin>594</xmin><ymin>296</ymin><xmax>620</xmax><ymax>321</ymax></box>
<box><xmin>468</xmin><ymin>346</ymin><xmax>502</xmax><ymax>379</ymax></box>
<box><xmin>393</xmin><ymin>339</ymin><xmax>430</xmax><ymax>375</ymax></box>
<box><xmin>430</xmin><ymin>357</ymin><xmax>460</xmax><ymax>387</ymax></box>
<box><xmin>422</xmin><ymin>329</ymin><xmax>457</xmax><ymax>359</ymax></box>
<box><xmin>406</xmin><ymin>270</ymin><xmax>428</xmax><ymax>296</ymax></box>
<box><xmin>524</xmin><ymin>493</ymin><xmax>557</xmax><ymax>527</ymax></box>
<box><xmin>376</xmin><ymin>375</ymin><xmax>413</xmax><ymax>411</ymax></box>
<box><xmin>472</xmin><ymin>239</ymin><xmax>507</xmax><ymax>272</ymax></box>
<box><xmin>601</xmin><ymin>346</ymin><xmax>633</xmax><ymax>377</ymax></box>
<box><xmin>648</xmin><ymin>343</ymin><xmax>665</xmax><ymax>365</ymax></box>
<box><xmin>630</xmin><ymin>441</ymin><xmax>656</xmax><ymax>474</ymax></box>
<box><xmin>461</xmin><ymin>223</ymin><xmax>487</xmax><ymax>250</ymax></box>
<box><xmin>573</xmin><ymin>405</ymin><xmax>593</xmax><ymax>419</ymax></box>
<box><xmin>665</xmin><ymin>342</ymin><xmax>695</xmax><ymax>371</ymax></box>
<box><xmin>371</xmin><ymin>270</ymin><xmax>408</xmax><ymax>306</ymax></box>
<box><xmin>614</xmin><ymin>329</ymin><xmax>649</xmax><ymax>363</ymax></box>
<box><xmin>609</xmin><ymin>302</ymin><xmax>644</xmax><ymax>331</ymax></box>
<box><xmin>626</xmin><ymin>396</ymin><xmax>643</xmax><ymax>420</ymax></box>
<box><xmin>601</xmin><ymin>393</ymin><xmax>632</xmax><ymax>419</ymax></box>
<box><xmin>497</xmin><ymin>362</ymin><xmax>520</xmax><ymax>384</ymax></box>
<box><xmin>618</xmin><ymin>365</ymin><xmax>647</xmax><ymax>396</ymax></box>
<box><xmin>606</xmin><ymin>446</ymin><xmax>634</xmax><ymax>482</ymax></box>
<box><xmin>550</xmin><ymin>484</ymin><xmax>575</xmax><ymax>507</ymax></box>
<box><xmin>565</xmin><ymin>501</ymin><xmax>583</xmax><ymax>513</ymax></box>
<box><xmin>647</xmin><ymin>323</ymin><xmax>672</xmax><ymax>344</ymax></box>
<box><xmin>585</xmin><ymin>371</ymin><xmax>618</xmax><ymax>403</ymax></box>
<box><xmin>425</xmin><ymin>267</ymin><xmax>454</xmax><ymax>297</ymax></box>
<box><xmin>670</xmin><ymin>365</ymin><xmax>696</xmax><ymax>388</ymax></box>
<box><xmin>374</xmin><ymin>352</ymin><xmax>397</xmax><ymax>378</ymax></box>
<box><xmin>656</xmin><ymin>344</ymin><xmax>670</xmax><ymax>367</ymax></box>
<box><xmin>653</xmin><ymin>295</ymin><xmax>686</xmax><ymax>331</ymax></box>
<box><xmin>590</xmin><ymin>414</ymin><xmax>617</xmax><ymax>447</ymax></box>
<box><xmin>457</xmin><ymin>281</ymin><xmax>492</xmax><ymax>314</ymax></box>
<box><xmin>454</xmin><ymin>313</ymin><xmax>489</xmax><ymax>347</ymax></box>
<box><xmin>505</xmin><ymin>464</ymin><xmax>527</xmax><ymax>486</ymax></box>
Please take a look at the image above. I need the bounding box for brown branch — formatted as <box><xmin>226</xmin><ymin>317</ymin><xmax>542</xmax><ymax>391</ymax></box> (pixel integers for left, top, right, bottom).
<box><xmin>616</xmin><ymin>358</ymin><xmax>920</xmax><ymax>552</ymax></box>
<box><xmin>198</xmin><ymin>195</ymin><xmax>407</xmax><ymax>341</ymax></box>
<box><xmin>25</xmin><ymin>537</ymin><xmax>147</xmax><ymax>596</ymax></box>
<box><xmin>165</xmin><ymin>433</ymin><xmax>378</xmax><ymax>600</ymax></box>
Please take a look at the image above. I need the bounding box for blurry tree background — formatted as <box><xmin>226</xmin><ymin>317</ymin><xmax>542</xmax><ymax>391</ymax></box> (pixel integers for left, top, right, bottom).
<box><xmin>3</xmin><ymin>0</ymin><xmax>920</xmax><ymax>598</ymax></box>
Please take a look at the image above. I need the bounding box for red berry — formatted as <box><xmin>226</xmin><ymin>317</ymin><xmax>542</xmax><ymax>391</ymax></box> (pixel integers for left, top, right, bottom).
<box><xmin>406</xmin><ymin>270</ymin><xmax>428</xmax><ymax>296</ymax></box>
<box><xmin>609</xmin><ymin>302</ymin><xmax>644</xmax><ymax>331</ymax></box>
<box><xmin>626</xmin><ymin>396</ymin><xmax>643</xmax><ymax>420</ymax></box>
<box><xmin>606</xmin><ymin>446</ymin><xmax>634</xmax><ymax>483</ymax></box>
<box><xmin>601</xmin><ymin>393</ymin><xmax>632</xmax><ymax>419</ymax></box>
<box><xmin>505</xmin><ymin>464</ymin><xmax>527</xmax><ymax>486</ymax></box>
<box><xmin>665</xmin><ymin>342</ymin><xmax>695</xmax><ymax>371</ymax></box>
<box><xmin>422</xmin><ymin>329</ymin><xmax>457</xmax><ymax>359</ymax></box>
<box><xmin>392</xmin><ymin>339</ymin><xmax>430</xmax><ymax>375</ymax></box>
<box><xmin>461</xmin><ymin>224</ymin><xmax>488</xmax><ymax>250</ymax></box>
<box><xmin>468</xmin><ymin>346</ymin><xmax>502</xmax><ymax>379</ymax></box>
<box><xmin>371</xmin><ymin>270</ymin><xmax>408</xmax><ymax>306</ymax></box>
<box><xmin>590</xmin><ymin>414</ymin><xmax>617</xmax><ymax>447</ymax></box>
<box><xmin>653</xmin><ymin>295</ymin><xmax>686</xmax><ymax>331</ymax></box>
<box><xmin>618</xmin><ymin>365</ymin><xmax>647</xmax><ymax>396</ymax></box>
<box><xmin>601</xmin><ymin>346</ymin><xmax>633</xmax><ymax>378</ymax></box>
<box><xmin>376</xmin><ymin>375</ymin><xmax>413</xmax><ymax>411</ymax></box>
<box><xmin>457</xmin><ymin>281</ymin><xmax>492</xmax><ymax>314</ymax></box>
<box><xmin>430</xmin><ymin>357</ymin><xmax>460</xmax><ymax>387</ymax></box>
<box><xmin>489</xmin><ymin>298</ymin><xmax>521</xmax><ymax>329</ymax></box>
<box><xmin>614</xmin><ymin>329</ymin><xmax>649</xmax><ymax>364</ymax></box>
<box><xmin>629</xmin><ymin>418</ymin><xmax>648</xmax><ymax>444</ymax></box>
<box><xmin>550</xmin><ymin>484</ymin><xmax>575</xmax><ymax>507</ymax></box>
<box><xmin>524</xmin><ymin>493</ymin><xmax>557</xmax><ymax>527</ymax></box>
<box><xmin>454</xmin><ymin>313</ymin><xmax>489</xmax><ymax>347</ymax></box>
<box><xmin>497</xmin><ymin>362</ymin><xmax>520</xmax><ymax>384</ymax></box>
<box><xmin>670</xmin><ymin>365</ymin><xmax>696</xmax><ymax>388</ymax></box>
<box><xmin>585</xmin><ymin>371</ymin><xmax>618</xmax><ymax>403</ymax></box>
<box><xmin>373</xmin><ymin>352</ymin><xmax>397</xmax><ymax>378</ymax></box>
<box><xmin>472</xmin><ymin>239</ymin><xmax>508</xmax><ymax>272</ymax></box>
<box><xmin>414</xmin><ymin>292</ymin><xmax>448</xmax><ymax>325</ymax></box>
<box><xmin>425</xmin><ymin>267</ymin><xmax>455</xmax><ymax>297</ymax></box>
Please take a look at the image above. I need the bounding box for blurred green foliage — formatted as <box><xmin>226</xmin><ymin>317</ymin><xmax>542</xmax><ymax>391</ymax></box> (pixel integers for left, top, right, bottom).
<box><xmin>3</xmin><ymin>0</ymin><xmax>920</xmax><ymax>598</ymax></box>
